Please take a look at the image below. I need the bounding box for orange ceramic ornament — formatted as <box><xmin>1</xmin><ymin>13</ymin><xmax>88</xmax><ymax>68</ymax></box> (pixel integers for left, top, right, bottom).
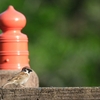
<box><xmin>0</xmin><ymin>6</ymin><xmax>29</xmax><ymax>70</ymax></box>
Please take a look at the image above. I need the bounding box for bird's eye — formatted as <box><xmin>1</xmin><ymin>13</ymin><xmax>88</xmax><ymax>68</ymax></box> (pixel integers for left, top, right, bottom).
<box><xmin>24</xmin><ymin>69</ymin><xmax>27</xmax><ymax>72</ymax></box>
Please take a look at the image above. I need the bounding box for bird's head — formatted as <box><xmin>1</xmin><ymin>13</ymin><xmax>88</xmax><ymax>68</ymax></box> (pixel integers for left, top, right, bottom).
<box><xmin>22</xmin><ymin>66</ymin><xmax>33</xmax><ymax>73</ymax></box>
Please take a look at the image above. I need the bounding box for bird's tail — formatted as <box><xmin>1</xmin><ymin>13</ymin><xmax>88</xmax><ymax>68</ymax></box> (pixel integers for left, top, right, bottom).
<box><xmin>2</xmin><ymin>82</ymin><xmax>14</xmax><ymax>89</ymax></box>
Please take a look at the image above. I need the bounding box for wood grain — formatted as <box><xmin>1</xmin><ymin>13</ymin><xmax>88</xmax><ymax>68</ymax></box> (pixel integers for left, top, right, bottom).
<box><xmin>0</xmin><ymin>87</ymin><xmax>100</xmax><ymax>100</ymax></box>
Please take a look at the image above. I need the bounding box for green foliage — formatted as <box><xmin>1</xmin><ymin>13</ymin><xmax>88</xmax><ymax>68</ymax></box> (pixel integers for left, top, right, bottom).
<box><xmin>0</xmin><ymin>0</ymin><xmax>100</xmax><ymax>86</ymax></box>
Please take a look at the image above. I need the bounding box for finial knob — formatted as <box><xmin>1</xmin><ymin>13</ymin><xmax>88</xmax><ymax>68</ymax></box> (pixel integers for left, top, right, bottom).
<box><xmin>0</xmin><ymin>5</ymin><xmax>26</xmax><ymax>31</ymax></box>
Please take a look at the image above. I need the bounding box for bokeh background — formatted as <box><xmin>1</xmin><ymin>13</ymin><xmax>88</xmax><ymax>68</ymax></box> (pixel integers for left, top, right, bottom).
<box><xmin>0</xmin><ymin>0</ymin><xmax>100</xmax><ymax>87</ymax></box>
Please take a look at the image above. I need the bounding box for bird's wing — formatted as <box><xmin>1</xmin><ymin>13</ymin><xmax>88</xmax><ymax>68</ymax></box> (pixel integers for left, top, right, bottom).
<box><xmin>8</xmin><ymin>72</ymin><xmax>28</xmax><ymax>81</ymax></box>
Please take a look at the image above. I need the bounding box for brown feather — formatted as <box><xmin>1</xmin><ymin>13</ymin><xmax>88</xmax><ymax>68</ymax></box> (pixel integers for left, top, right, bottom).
<box><xmin>8</xmin><ymin>72</ymin><xmax>29</xmax><ymax>81</ymax></box>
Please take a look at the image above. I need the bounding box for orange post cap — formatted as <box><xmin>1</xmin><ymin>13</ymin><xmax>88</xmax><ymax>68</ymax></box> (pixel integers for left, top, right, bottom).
<box><xmin>0</xmin><ymin>6</ymin><xmax>29</xmax><ymax>70</ymax></box>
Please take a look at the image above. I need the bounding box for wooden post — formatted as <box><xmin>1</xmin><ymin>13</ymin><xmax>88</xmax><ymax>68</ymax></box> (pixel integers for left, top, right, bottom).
<box><xmin>0</xmin><ymin>5</ymin><xmax>39</xmax><ymax>88</ymax></box>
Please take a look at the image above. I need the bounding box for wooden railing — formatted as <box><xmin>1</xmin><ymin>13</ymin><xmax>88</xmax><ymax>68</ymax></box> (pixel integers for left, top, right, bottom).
<box><xmin>0</xmin><ymin>87</ymin><xmax>100</xmax><ymax>100</ymax></box>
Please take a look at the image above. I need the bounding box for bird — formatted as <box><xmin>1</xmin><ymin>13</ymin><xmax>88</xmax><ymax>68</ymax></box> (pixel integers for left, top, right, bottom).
<box><xmin>2</xmin><ymin>66</ymin><xmax>33</xmax><ymax>88</ymax></box>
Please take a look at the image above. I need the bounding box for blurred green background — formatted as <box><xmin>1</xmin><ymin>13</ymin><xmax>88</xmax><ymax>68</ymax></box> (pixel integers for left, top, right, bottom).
<box><xmin>0</xmin><ymin>0</ymin><xmax>100</xmax><ymax>87</ymax></box>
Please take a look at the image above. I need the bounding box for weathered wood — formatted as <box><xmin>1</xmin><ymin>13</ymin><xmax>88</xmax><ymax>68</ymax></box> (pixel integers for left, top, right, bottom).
<box><xmin>0</xmin><ymin>87</ymin><xmax>100</xmax><ymax>100</ymax></box>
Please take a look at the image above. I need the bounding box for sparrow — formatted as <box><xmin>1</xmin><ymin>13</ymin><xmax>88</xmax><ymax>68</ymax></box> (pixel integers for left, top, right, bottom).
<box><xmin>2</xmin><ymin>66</ymin><xmax>33</xmax><ymax>88</ymax></box>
